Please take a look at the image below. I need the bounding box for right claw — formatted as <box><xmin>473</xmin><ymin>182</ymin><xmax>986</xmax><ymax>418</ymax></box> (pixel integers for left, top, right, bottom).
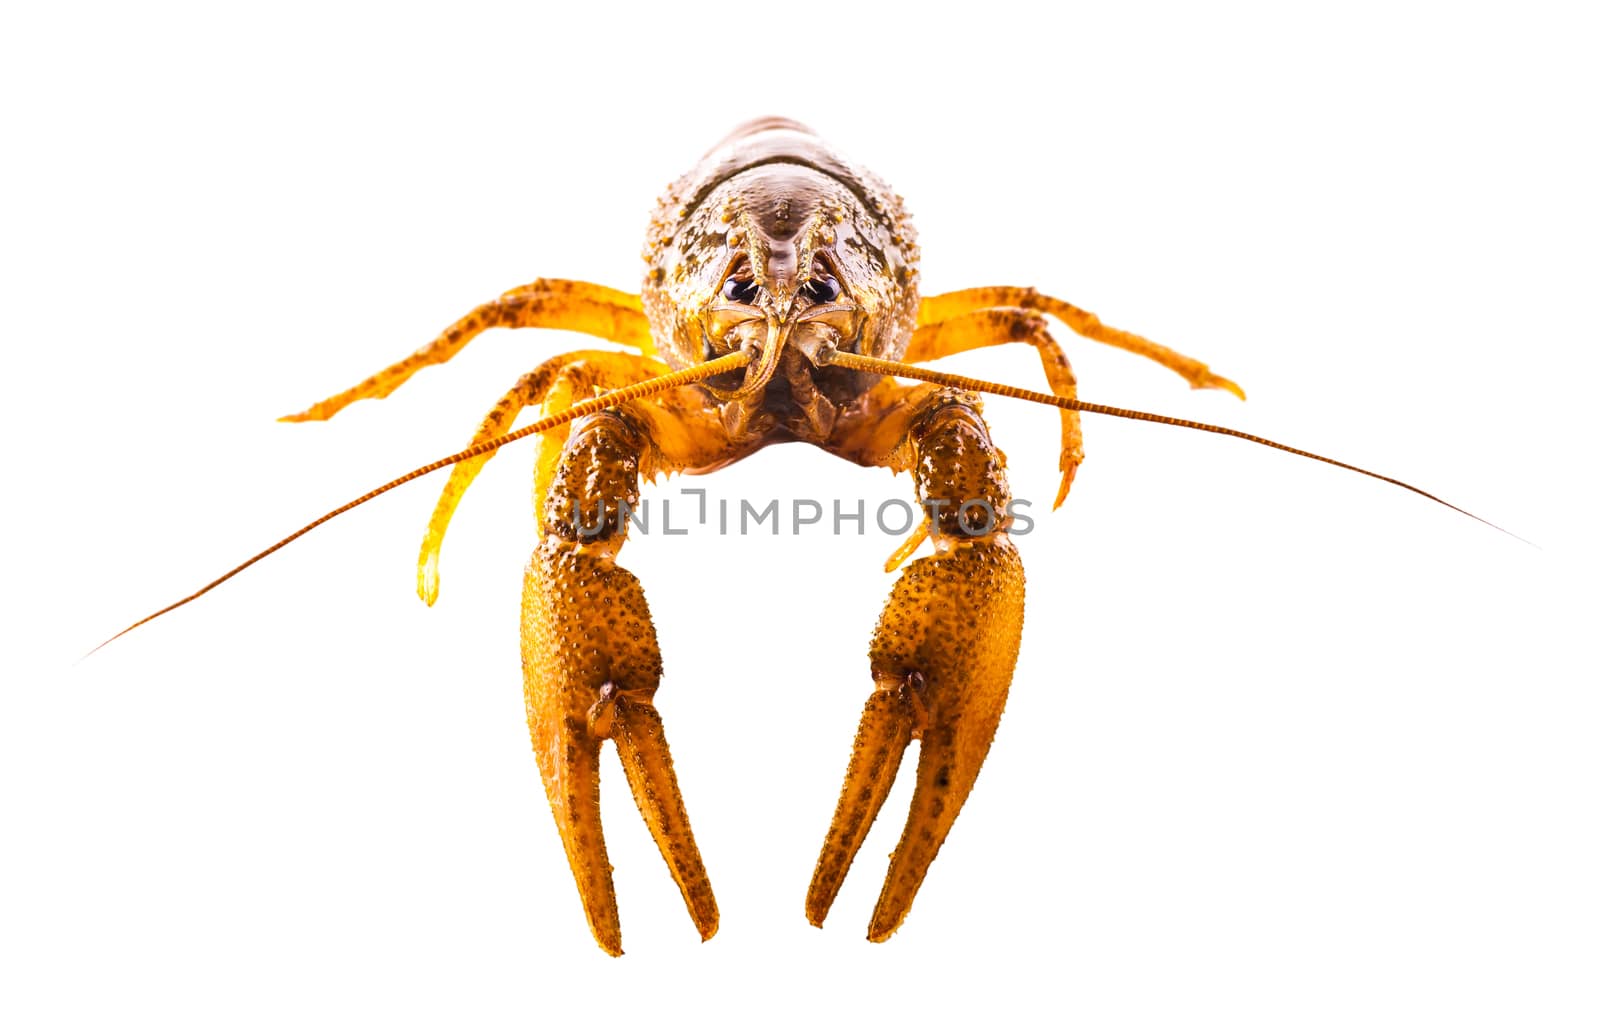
<box><xmin>807</xmin><ymin>540</ymin><xmax>1025</xmax><ymax>941</ymax></box>
<box><xmin>523</xmin><ymin>542</ymin><xmax>717</xmax><ymax>955</ymax></box>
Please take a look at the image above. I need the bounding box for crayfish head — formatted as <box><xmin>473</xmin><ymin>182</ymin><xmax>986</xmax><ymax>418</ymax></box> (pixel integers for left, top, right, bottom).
<box><xmin>676</xmin><ymin>172</ymin><xmax>875</xmax><ymax>441</ymax></box>
<box><xmin>699</xmin><ymin>166</ymin><xmax>860</xmax><ymax>378</ymax></box>
<box><xmin>642</xmin><ymin>118</ymin><xmax>922</xmax><ymax>438</ymax></box>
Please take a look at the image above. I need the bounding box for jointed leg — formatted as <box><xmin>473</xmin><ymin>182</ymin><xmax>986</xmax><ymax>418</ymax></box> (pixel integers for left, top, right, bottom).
<box><xmin>918</xmin><ymin>285</ymin><xmax>1245</xmax><ymax>399</ymax></box>
<box><xmin>415</xmin><ymin>350</ymin><xmax>670</xmax><ymax>605</ymax></box>
<box><xmin>416</xmin><ymin>336</ymin><xmax>747</xmax><ymax>609</ymax></box>
<box><xmin>282</xmin><ymin>279</ymin><xmax>654</xmax><ymax>421</ymax></box>
<box><xmin>907</xmin><ymin>307</ymin><xmax>1085</xmax><ymax>507</ymax></box>
<box><xmin>811</xmin><ymin>389</ymin><xmax>1026</xmax><ymax>941</ymax></box>
<box><xmin>524</xmin><ymin>408</ymin><xmax>717</xmax><ymax>955</ymax></box>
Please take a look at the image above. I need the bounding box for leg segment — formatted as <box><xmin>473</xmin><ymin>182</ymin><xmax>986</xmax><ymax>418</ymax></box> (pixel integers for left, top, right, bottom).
<box><xmin>281</xmin><ymin>279</ymin><xmax>654</xmax><ymax>421</ymax></box>
<box><xmin>523</xmin><ymin>410</ymin><xmax>717</xmax><ymax>955</ymax></box>
<box><xmin>907</xmin><ymin>307</ymin><xmax>1085</xmax><ymax>508</ymax></box>
<box><xmin>809</xmin><ymin>391</ymin><xmax>1026</xmax><ymax>941</ymax></box>
<box><xmin>415</xmin><ymin>350</ymin><xmax>670</xmax><ymax>604</ymax></box>
<box><xmin>917</xmin><ymin>285</ymin><xmax>1245</xmax><ymax>399</ymax></box>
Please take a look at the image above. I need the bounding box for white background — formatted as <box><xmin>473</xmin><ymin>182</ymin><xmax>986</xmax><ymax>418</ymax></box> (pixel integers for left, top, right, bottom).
<box><xmin>4</xmin><ymin>2</ymin><xmax>1596</xmax><ymax>1022</ymax></box>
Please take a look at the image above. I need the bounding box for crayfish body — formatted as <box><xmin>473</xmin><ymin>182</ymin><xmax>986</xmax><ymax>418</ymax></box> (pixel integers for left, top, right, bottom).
<box><xmin>278</xmin><ymin>117</ymin><xmax>1245</xmax><ymax>954</ymax></box>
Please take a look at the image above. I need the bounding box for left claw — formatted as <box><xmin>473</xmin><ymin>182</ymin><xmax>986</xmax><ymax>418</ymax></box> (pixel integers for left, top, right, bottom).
<box><xmin>523</xmin><ymin>544</ymin><xmax>717</xmax><ymax>955</ymax></box>
<box><xmin>807</xmin><ymin>539</ymin><xmax>1026</xmax><ymax>941</ymax></box>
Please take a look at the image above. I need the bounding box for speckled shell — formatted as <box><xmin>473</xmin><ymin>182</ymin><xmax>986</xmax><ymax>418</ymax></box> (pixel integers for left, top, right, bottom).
<box><xmin>640</xmin><ymin>118</ymin><xmax>921</xmax><ymax>373</ymax></box>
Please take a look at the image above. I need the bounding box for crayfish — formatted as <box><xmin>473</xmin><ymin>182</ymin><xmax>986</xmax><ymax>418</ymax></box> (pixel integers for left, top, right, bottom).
<box><xmin>103</xmin><ymin>117</ymin><xmax>1497</xmax><ymax>955</ymax></box>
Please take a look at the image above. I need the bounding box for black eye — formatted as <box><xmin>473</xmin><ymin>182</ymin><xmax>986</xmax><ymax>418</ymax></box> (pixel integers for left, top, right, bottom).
<box><xmin>722</xmin><ymin>278</ymin><xmax>760</xmax><ymax>303</ymax></box>
<box><xmin>801</xmin><ymin>276</ymin><xmax>840</xmax><ymax>303</ymax></box>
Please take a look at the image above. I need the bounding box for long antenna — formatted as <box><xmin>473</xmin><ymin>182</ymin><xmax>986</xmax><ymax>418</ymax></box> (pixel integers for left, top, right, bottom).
<box><xmin>821</xmin><ymin>348</ymin><xmax>1524</xmax><ymax>542</ymax></box>
<box><xmin>87</xmin><ymin>350</ymin><xmax>754</xmax><ymax>655</ymax></box>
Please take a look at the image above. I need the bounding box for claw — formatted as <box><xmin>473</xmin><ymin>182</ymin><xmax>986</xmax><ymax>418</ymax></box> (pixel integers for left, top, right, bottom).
<box><xmin>809</xmin><ymin>540</ymin><xmax>1025</xmax><ymax>940</ymax></box>
<box><xmin>1199</xmin><ymin>370</ymin><xmax>1247</xmax><ymax>401</ymax></box>
<box><xmin>1052</xmin><ymin>456</ymin><xmax>1081</xmax><ymax>511</ymax></box>
<box><xmin>523</xmin><ymin>543</ymin><xmax>717</xmax><ymax>954</ymax></box>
